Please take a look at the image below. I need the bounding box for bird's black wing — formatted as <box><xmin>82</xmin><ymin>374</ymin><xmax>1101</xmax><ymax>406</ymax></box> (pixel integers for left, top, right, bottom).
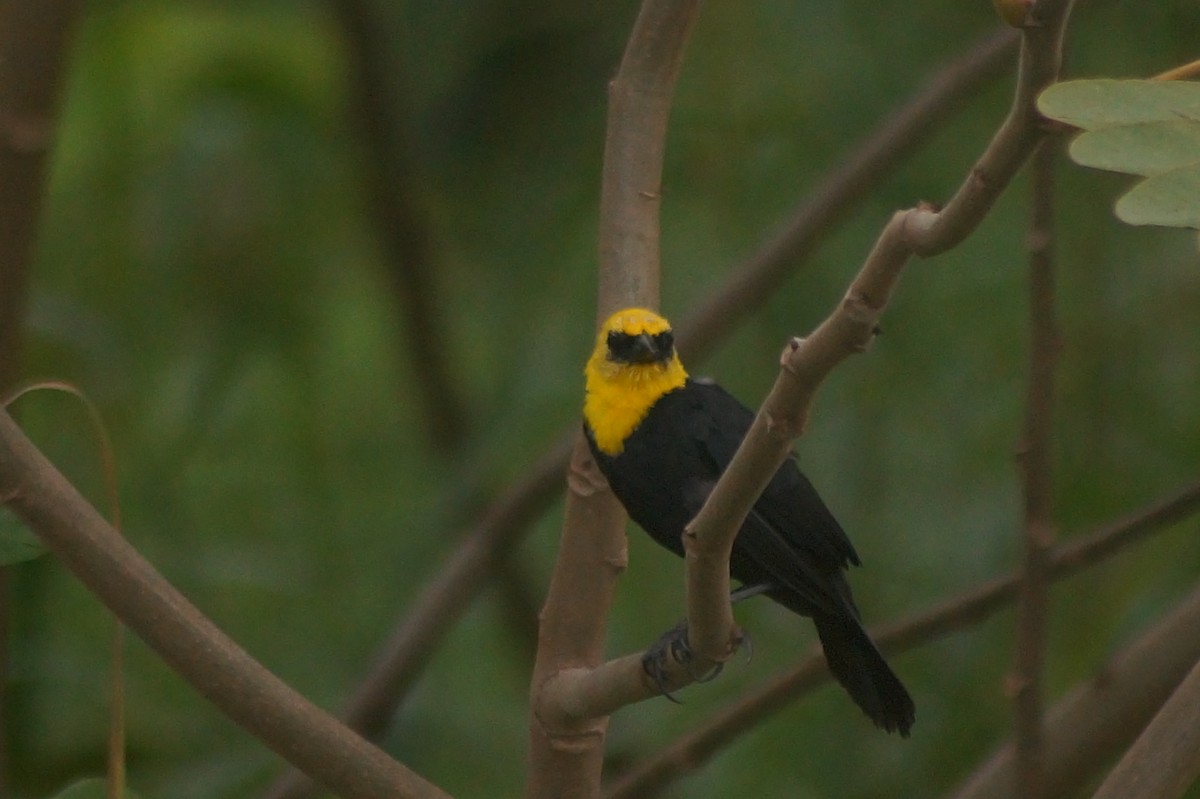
<box><xmin>684</xmin><ymin>380</ymin><xmax>862</xmax><ymax>615</ymax></box>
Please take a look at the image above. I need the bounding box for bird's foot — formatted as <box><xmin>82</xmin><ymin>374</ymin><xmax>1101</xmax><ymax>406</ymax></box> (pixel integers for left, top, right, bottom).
<box><xmin>642</xmin><ymin>620</ymin><xmax>726</xmax><ymax>702</ymax></box>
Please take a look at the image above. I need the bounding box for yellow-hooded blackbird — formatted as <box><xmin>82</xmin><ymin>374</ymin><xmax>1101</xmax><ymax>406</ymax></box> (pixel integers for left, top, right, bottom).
<box><xmin>583</xmin><ymin>307</ymin><xmax>914</xmax><ymax>736</ymax></box>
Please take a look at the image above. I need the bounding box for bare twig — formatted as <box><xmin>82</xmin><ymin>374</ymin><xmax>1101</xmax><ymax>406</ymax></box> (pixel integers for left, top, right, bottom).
<box><xmin>953</xmin><ymin>582</ymin><xmax>1200</xmax><ymax>799</ymax></box>
<box><xmin>265</xmin><ymin>24</ymin><xmax>1022</xmax><ymax>782</ymax></box>
<box><xmin>527</xmin><ymin>3</ymin><xmax>699</xmax><ymax>796</ymax></box>
<box><xmin>606</xmin><ymin>478</ymin><xmax>1200</xmax><ymax>799</ymax></box>
<box><xmin>329</xmin><ymin>0</ymin><xmax>468</xmax><ymax>451</ymax></box>
<box><xmin>1089</xmin><ymin>650</ymin><xmax>1200</xmax><ymax>799</ymax></box>
<box><xmin>0</xmin><ymin>410</ymin><xmax>451</xmax><ymax>799</ymax></box>
<box><xmin>1010</xmin><ymin>137</ymin><xmax>1059</xmax><ymax>799</ymax></box>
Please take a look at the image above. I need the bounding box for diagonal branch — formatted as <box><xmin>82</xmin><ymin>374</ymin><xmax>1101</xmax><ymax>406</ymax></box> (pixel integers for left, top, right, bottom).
<box><xmin>674</xmin><ymin>0</ymin><xmax>1075</xmax><ymax>683</ymax></box>
<box><xmin>0</xmin><ymin>410</ymin><xmax>451</xmax><ymax>799</ymax></box>
<box><xmin>607</xmin><ymin>477</ymin><xmax>1200</xmax><ymax>799</ymax></box>
<box><xmin>675</xmin><ymin>26</ymin><xmax>1018</xmax><ymax>363</ymax></box>
<box><xmin>1089</xmin><ymin>646</ymin><xmax>1200</xmax><ymax>799</ymax></box>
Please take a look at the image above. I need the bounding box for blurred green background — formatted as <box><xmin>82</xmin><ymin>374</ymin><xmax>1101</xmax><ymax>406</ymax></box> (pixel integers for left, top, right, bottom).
<box><xmin>7</xmin><ymin>0</ymin><xmax>1200</xmax><ymax>797</ymax></box>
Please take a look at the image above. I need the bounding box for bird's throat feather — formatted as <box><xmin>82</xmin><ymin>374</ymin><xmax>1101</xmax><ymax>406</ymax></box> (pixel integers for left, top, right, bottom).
<box><xmin>584</xmin><ymin>357</ymin><xmax>687</xmax><ymax>456</ymax></box>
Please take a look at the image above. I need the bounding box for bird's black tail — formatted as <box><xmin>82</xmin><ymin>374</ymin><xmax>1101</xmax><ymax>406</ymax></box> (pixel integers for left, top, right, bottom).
<box><xmin>813</xmin><ymin>612</ymin><xmax>914</xmax><ymax>736</ymax></box>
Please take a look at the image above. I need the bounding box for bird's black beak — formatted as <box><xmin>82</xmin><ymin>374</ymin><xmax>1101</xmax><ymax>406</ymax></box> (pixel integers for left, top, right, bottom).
<box><xmin>626</xmin><ymin>333</ymin><xmax>661</xmax><ymax>364</ymax></box>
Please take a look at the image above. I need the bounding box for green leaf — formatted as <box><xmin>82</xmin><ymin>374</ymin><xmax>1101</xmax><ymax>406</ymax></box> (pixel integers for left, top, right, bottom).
<box><xmin>1038</xmin><ymin>79</ymin><xmax>1200</xmax><ymax>128</ymax></box>
<box><xmin>0</xmin><ymin>507</ymin><xmax>46</xmax><ymax>565</ymax></box>
<box><xmin>1069</xmin><ymin>120</ymin><xmax>1200</xmax><ymax>177</ymax></box>
<box><xmin>48</xmin><ymin>778</ymin><xmax>141</xmax><ymax>799</ymax></box>
<box><xmin>1115</xmin><ymin>164</ymin><xmax>1200</xmax><ymax>228</ymax></box>
<box><xmin>1038</xmin><ymin>79</ymin><xmax>1200</xmax><ymax>240</ymax></box>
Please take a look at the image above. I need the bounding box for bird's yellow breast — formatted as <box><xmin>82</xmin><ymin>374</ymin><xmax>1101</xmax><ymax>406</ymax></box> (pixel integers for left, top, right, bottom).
<box><xmin>583</xmin><ymin>335</ymin><xmax>687</xmax><ymax>456</ymax></box>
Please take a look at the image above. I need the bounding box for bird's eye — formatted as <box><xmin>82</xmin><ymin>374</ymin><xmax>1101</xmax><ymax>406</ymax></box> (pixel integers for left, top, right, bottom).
<box><xmin>607</xmin><ymin>330</ymin><xmax>631</xmax><ymax>358</ymax></box>
<box><xmin>654</xmin><ymin>331</ymin><xmax>674</xmax><ymax>354</ymax></box>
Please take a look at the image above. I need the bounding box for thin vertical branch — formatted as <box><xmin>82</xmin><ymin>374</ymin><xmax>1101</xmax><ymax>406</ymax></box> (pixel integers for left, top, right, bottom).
<box><xmin>330</xmin><ymin>0</ymin><xmax>469</xmax><ymax>451</ymax></box>
<box><xmin>527</xmin><ymin>3</ymin><xmax>699</xmax><ymax>797</ymax></box>
<box><xmin>0</xmin><ymin>3</ymin><xmax>82</xmax><ymax>794</ymax></box>
<box><xmin>1010</xmin><ymin>138</ymin><xmax>1059</xmax><ymax>799</ymax></box>
<box><xmin>0</xmin><ymin>0</ymin><xmax>78</xmax><ymax>389</ymax></box>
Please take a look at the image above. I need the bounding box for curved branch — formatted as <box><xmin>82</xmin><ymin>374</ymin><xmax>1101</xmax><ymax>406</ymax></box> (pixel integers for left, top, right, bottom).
<box><xmin>674</xmin><ymin>0</ymin><xmax>1074</xmax><ymax>692</ymax></box>
<box><xmin>606</xmin><ymin>477</ymin><xmax>1200</xmax><ymax>798</ymax></box>
<box><xmin>675</xmin><ymin>26</ymin><xmax>1018</xmax><ymax>363</ymax></box>
<box><xmin>0</xmin><ymin>410</ymin><xmax>450</xmax><ymax>799</ymax></box>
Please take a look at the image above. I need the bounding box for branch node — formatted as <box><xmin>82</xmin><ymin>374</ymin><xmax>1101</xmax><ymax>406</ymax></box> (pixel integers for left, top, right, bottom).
<box><xmin>566</xmin><ymin>447</ymin><xmax>609</xmax><ymax>497</ymax></box>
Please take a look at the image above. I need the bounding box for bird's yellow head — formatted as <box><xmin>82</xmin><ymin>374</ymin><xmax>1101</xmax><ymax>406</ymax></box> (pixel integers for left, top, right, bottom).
<box><xmin>584</xmin><ymin>307</ymin><xmax>688</xmax><ymax>456</ymax></box>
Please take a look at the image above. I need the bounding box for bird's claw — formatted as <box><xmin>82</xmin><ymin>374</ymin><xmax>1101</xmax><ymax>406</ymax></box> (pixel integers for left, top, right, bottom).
<box><xmin>642</xmin><ymin>620</ymin><xmax>728</xmax><ymax>701</ymax></box>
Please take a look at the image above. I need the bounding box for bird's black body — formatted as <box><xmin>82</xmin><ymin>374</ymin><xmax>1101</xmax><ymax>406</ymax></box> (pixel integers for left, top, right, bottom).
<box><xmin>585</xmin><ymin>378</ymin><xmax>915</xmax><ymax>735</ymax></box>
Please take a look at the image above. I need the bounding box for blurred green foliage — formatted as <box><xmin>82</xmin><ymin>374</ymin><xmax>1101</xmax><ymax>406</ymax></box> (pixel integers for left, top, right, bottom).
<box><xmin>10</xmin><ymin>0</ymin><xmax>1200</xmax><ymax>797</ymax></box>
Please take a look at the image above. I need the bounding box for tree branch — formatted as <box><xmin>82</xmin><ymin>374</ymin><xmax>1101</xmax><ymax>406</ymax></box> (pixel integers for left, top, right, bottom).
<box><xmin>0</xmin><ymin>3</ymin><xmax>83</xmax><ymax>792</ymax></box>
<box><xmin>330</xmin><ymin>0</ymin><xmax>469</xmax><ymax>452</ymax></box>
<box><xmin>264</xmin><ymin>24</ymin><xmax>1022</xmax><ymax>778</ymax></box>
<box><xmin>672</xmin><ymin>0</ymin><xmax>1074</xmax><ymax>687</ymax></box>
<box><xmin>1010</xmin><ymin>137</ymin><xmax>1060</xmax><ymax>799</ymax></box>
<box><xmin>606</xmin><ymin>477</ymin><xmax>1200</xmax><ymax>798</ymax></box>
<box><xmin>953</xmin><ymin>582</ymin><xmax>1200</xmax><ymax>799</ymax></box>
<box><xmin>0</xmin><ymin>410</ymin><xmax>451</xmax><ymax>799</ymax></box>
<box><xmin>1089</xmin><ymin>647</ymin><xmax>1200</xmax><ymax>799</ymax></box>
<box><xmin>527</xmin><ymin>3</ymin><xmax>700</xmax><ymax>796</ymax></box>
<box><xmin>675</xmin><ymin>26</ymin><xmax>1018</xmax><ymax>363</ymax></box>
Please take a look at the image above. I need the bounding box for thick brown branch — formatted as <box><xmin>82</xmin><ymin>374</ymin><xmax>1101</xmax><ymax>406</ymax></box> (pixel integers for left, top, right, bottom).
<box><xmin>0</xmin><ymin>411</ymin><xmax>449</xmax><ymax>799</ymax></box>
<box><xmin>1010</xmin><ymin>137</ymin><xmax>1059</xmax><ymax>799</ymax></box>
<box><xmin>1089</xmin><ymin>650</ymin><xmax>1200</xmax><ymax>799</ymax></box>
<box><xmin>527</xmin><ymin>2</ymin><xmax>699</xmax><ymax>796</ymax></box>
<box><xmin>606</xmin><ymin>478</ymin><xmax>1200</xmax><ymax>799</ymax></box>
<box><xmin>527</xmin><ymin>438</ymin><xmax>628</xmax><ymax>798</ymax></box>
<box><xmin>595</xmin><ymin>0</ymin><xmax>700</xmax><ymax>323</ymax></box>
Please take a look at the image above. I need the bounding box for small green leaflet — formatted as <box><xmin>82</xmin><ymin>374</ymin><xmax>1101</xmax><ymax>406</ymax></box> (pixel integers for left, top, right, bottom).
<box><xmin>0</xmin><ymin>507</ymin><xmax>46</xmax><ymax>565</ymax></box>
<box><xmin>1037</xmin><ymin>79</ymin><xmax>1200</xmax><ymax>248</ymax></box>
